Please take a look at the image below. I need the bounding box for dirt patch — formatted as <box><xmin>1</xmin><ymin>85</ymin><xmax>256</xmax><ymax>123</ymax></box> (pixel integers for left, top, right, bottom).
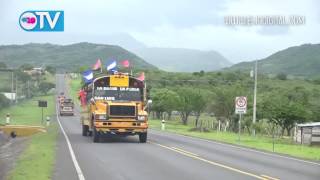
<box><xmin>0</xmin><ymin>131</ymin><xmax>28</xmax><ymax>180</ymax></box>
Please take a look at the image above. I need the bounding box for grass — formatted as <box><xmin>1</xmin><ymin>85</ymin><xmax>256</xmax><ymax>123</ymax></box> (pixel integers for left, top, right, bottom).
<box><xmin>0</xmin><ymin>93</ymin><xmax>58</xmax><ymax>180</ymax></box>
<box><xmin>7</xmin><ymin>124</ymin><xmax>58</xmax><ymax>180</ymax></box>
<box><xmin>0</xmin><ymin>95</ymin><xmax>55</xmax><ymax>126</ymax></box>
<box><xmin>149</xmin><ymin>119</ymin><xmax>320</xmax><ymax>161</ymax></box>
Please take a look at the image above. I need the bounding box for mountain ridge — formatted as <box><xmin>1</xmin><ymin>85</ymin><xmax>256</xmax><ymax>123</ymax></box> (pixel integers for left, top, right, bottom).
<box><xmin>0</xmin><ymin>42</ymin><xmax>156</xmax><ymax>71</ymax></box>
<box><xmin>135</xmin><ymin>47</ymin><xmax>232</xmax><ymax>72</ymax></box>
<box><xmin>225</xmin><ymin>43</ymin><xmax>320</xmax><ymax>77</ymax></box>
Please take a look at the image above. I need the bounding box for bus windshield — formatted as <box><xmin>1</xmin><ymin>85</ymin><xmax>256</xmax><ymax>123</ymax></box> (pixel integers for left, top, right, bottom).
<box><xmin>94</xmin><ymin>86</ymin><xmax>143</xmax><ymax>101</ymax></box>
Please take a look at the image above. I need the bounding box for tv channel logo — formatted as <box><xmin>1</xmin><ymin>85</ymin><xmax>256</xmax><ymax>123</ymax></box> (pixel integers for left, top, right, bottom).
<box><xmin>19</xmin><ymin>11</ymin><xmax>64</xmax><ymax>32</ymax></box>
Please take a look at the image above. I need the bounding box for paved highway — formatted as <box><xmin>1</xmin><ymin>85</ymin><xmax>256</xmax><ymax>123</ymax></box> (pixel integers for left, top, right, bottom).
<box><xmin>53</xmin><ymin>74</ymin><xmax>320</xmax><ymax>180</ymax></box>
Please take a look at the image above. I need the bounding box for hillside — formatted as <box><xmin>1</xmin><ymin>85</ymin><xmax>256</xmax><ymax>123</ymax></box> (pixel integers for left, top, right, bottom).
<box><xmin>226</xmin><ymin>44</ymin><xmax>320</xmax><ymax>77</ymax></box>
<box><xmin>135</xmin><ymin>47</ymin><xmax>232</xmax><ymax>72</ymax></box>
<box><xmin>0</xmin><ymin>42</ymin><xmax>156</xmax><ymax>71</ymax></box>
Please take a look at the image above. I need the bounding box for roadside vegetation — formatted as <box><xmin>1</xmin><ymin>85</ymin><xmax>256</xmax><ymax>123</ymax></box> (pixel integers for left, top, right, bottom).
<box><xmin>69</xmin><ymin>67</ymin><xmax>320</xmax><ymax>160</ymax></box>
<box><xmin>0</xmin><ymin>63</ymin><xmax>57</xmax><ymax>180</ymax></box>
<box><xmin>0</xmin><ymin>94</ymin><xmax>57</xmax><ymax>180</ymax></box>
<box><xmin>149</xmin><ymin>119</ymin><xmax>320</xmax><ymax>160</ymax></box>
<box><xmin>146</xmin><ymin>70</ymin><xmax>320</xmax><ymax>137</ymax></box>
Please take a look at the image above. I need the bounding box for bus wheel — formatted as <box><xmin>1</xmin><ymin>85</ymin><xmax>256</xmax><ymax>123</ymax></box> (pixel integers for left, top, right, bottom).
<box><xmin>139</xmin><ymin>133</ymin><xmax>147</xmax><ymax>143</ymax></box>
<box><xmin>82</xmin><ymin>125</ymin><xmax>88</xmax><ymax>136</ymax></box>
<box><xmin>93</xmin><ymin>128</ymin><xmax>100</xmax><ymax>143</ymax></box>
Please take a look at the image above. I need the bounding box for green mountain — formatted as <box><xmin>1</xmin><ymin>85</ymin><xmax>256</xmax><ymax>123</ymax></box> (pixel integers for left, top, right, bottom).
<box><xmin>226</xmin><ymin>44</ymin><xmax>320</xmax><ymax>77</ymax></box>
<box><xmin>0</xmin><ymin>42</ymin><xmax>156</xmax><ymax>71</ymax></box>
<box><xmin>135</xmin><ymin>47</ymin><xmax>232</xmax><ymax>72</ymax></box>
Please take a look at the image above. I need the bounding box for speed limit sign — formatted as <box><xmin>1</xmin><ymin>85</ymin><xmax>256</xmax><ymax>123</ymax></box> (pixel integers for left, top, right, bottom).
<box><xmin>235</xmin><ymin>96</ymin><xmax>247</xmax><ymax>114</ymax></box>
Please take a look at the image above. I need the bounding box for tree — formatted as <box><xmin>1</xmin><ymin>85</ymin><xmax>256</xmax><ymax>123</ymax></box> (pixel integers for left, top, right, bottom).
<box><xmin>208</xmin><ymin>86</ymin><xmax>246</xmax><ymax>131</ymax></box>
<box><xmin>276</xmin><ymin>73</ymin><xmax>287</xmax><ymax>80</ymax></box>
<box><xmin>45</xmin><ymin>66</ymin><xmax>56</xmax><ymax>74</ymax></box>
<box><xmin>260</xmin><ymin>90</ymin><xmax>310</xmax><ymax>136</ymax></box>
<box><xmin>192</xmin><ymin>90</ymin><xmax>208</xmax><ymax>127</ymax></box>
<box><xmin>19</xmin><ymin>64</ymin><xmax>34</xmax><ymax>71</ymax></box>
<box><xmin>15</xmin><ymin>70</ymin><xmax>31</xmax><ymax>82</ymax></box>
<box><xmin>151</xmin><ymin>88</ymin><xmax>179</xmax><ymax>119</ymax></box>
<box><xmin>0</xmin><ymin>94</ymin><xmax>10</xmax><ymax>109</ymax></box>
<box><xmin>39</xmin><ymin>82</ymin><xmax>55</xmax><ymax>95</ymax></box>
<box><xmin>176</xmin><ymin>88</ymin><xmax>196</xmax><ymax>125</ymax></box>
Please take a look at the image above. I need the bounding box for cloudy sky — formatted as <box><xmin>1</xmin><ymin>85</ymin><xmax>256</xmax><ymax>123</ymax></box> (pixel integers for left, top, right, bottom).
<box><xmin>0</xmin><ymin>0</ymin><xmax>319</xmax><ymax>62</ymax></box>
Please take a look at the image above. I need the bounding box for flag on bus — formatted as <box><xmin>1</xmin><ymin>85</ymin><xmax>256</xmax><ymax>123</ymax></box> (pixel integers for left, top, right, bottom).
<box><xmin>137</xmin><ymin>72</ymin><xmax>145</xmax><ymax>81</ymax></box>
<box><xmin>82</xmin><ymin>70</ymin><xmax>93</xmax><ymax>84</ymax></box>
<box><xmin>92</xmin><ymin>59</ymin><xmax>102</xmax><ymax>70</ymax></box>
<box><xmin>121</xmin><ymin>60</ymin><xmax>130</xmax><ymax>68</ymax></box>
<box><xmin>106</xmin><ymin>59</ymin><xmax>117</xmax><ymax>71</ymax></box>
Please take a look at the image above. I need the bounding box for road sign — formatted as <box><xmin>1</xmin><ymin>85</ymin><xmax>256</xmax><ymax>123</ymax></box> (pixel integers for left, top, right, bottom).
<box><xmin>38</xmin><ymin>100</ymin><xmax>47</xmax><ymax>107</ymax></box>
<box><xmin>235</xmin><ymin>96</ymin><xmax>247</xmax><ymax>114</ymax></box>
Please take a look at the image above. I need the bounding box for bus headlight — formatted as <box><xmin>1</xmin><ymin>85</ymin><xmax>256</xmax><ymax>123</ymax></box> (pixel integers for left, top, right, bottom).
<box><xmin>95</xmin><ymin>114</ymin><xmax>107</xmax><ymax>120</ymax></box>
<box><xmin>137</xmin><ymin>116</ymin><xmax>146</xmax><ymax>121</ymax></box>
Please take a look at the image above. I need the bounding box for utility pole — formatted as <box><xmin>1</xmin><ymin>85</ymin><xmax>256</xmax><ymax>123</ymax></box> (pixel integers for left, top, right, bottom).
<box><xmin>11</xmin><ymin>71</ymin><xmax>14</xmax><ymax>104</ymax></box>
<box><xmin>252</xmin><ymin>60</ymin><xmax>258</xmax><ymax>136</ymax></box>
<box><xmin>15</xmin><ymin>75</ymin><xmax>18</xmax><ymax>103</ymax></box>
<box><xmin>27</xmin><ymin>80</ymin><xmax>30</xmax><ymax>98</ymax></box>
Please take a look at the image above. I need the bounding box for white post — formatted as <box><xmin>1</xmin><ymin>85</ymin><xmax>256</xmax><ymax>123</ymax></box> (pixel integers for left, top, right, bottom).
<box><xmin>218</xmin><ymin>120</ymin><xmax>221</xmax><ymax>132</ymax></box>
<box><xmin>46</xmin><ymin>116</ymin><xmax>50</xmax><ymax>127</ymax></box>
<box><xmin>6</xmin><ymin>113</ymin><xmax>10</xmax><ymax>125</ymax></box>
<box><xmin>252</xmin><ymin>60</ymin><xmax>258</xmax><ymax>136</ymax></box>
<box><xmin>11</xmin><ymin>71</ymin><xmax>14</xmax><ymax>103</ymax></box>
<box><xmin>161</xmin><ymin>119</ymin><xmax>166</xmax><ymax>131</ymax></box>
<box><xmin>15</xmin><ymin>75</ymin><xmax>18</xmax><ymax>103</ymax></box>
<box><xmin>239</xmin><ymin>113</ymin><xmax>242</xmax><ymax>141</ymax></box>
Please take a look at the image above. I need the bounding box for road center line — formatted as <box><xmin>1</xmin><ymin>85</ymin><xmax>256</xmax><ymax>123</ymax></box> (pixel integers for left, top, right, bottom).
<box><xmin>56</xmin><ymin>103</ymin><xmax>85</xmax><ymax>180</ymax></box>
<box><xmin>150</xmin><ymin>141</ymin><xmax>267</xmax><ymax>180</ymax></box>
<box><xmin>152</xmin><ymin>130</ymin><xmax>320</xmax><ymax>166</ymax></box>
<box><xmin>170</xmin><ymin>146</ymin><xmax>199</xmax><ymax>156</ymax></box>
<box><xmin>261</xmin><ymin>174</ymin><xmax>280</xmax><ymax>180</ymax></box>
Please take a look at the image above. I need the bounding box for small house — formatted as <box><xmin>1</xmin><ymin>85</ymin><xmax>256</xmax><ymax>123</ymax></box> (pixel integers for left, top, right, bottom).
<box><xmin>294</xmin><ymin>122</ymin><xmax>320</xmax><ymax>145</ymax></box>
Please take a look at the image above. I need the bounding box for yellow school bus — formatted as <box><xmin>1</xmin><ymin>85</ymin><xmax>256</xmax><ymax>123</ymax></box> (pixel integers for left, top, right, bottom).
<box><xmin>81</xmin><ymin>73</ymin><xmax>151</xmax><ymax>143</ymax></box>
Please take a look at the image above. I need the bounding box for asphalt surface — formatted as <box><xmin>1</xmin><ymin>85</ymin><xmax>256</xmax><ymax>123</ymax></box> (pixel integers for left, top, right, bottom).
<box><xmin>54</xmin><ymin>74</ymin><xmax>320</xmax><ymax>180</ymax></box>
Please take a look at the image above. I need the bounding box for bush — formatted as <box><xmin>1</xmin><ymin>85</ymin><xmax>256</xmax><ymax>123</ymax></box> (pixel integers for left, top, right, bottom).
<box><xmin>39</xmin><ymin>82</ymin><xmax>55</xmax><ymax>95</ymax></box>
<box><xmin>276</xmin><ymin>73</ymin><xmax>287</xmax><ymax>80</ymax></box>
<box><xmin>0</xmin><ymin>94</ymin><xmax>10</xmax><ymax>109</ymax></box>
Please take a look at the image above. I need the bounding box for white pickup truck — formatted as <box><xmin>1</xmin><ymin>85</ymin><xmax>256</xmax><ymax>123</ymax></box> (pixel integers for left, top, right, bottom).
<box><xmin>59</xmin><ymin>98</ymin><xmax>74</xmax><ymax>116</ymax></box>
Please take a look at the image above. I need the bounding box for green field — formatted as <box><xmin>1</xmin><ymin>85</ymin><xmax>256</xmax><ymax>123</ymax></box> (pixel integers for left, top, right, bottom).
<box><xmin>0</xmin><ymin>94</ymin><xmax>57</xmax><ymax>180</ymax></box>
<box><xmin>0</xmin><ymin>95</ymin><xmax>55</xmax><ymax>126</ymax></box>
<box><xmin>149</xmin><ymin>119</ymin><xmax>320</xmax><ymax>161</ymax></box>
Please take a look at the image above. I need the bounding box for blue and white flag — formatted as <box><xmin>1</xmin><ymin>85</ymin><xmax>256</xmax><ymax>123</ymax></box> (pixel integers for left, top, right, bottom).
<box><xmin>106</xmin><ymin>60</ymin><xmax>117</xmax><ymax>71</ymax></box>
<box><xmin>82</xmin><ymin>70</ymin><xmax>93</xmax><ymax>84</ymax></box>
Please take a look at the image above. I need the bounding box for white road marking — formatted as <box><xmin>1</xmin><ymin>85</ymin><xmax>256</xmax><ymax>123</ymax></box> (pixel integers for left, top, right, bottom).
<box><xmin>261</xmin><ymin>174</ymin><xmax>280</xmax><ymax>180</ymax></box>
<box><xmin>150</xmin><ymin>141</ymin><xmax>266</xmax><ymax>179</ymax></box>
<box><xmin>151</xmin><ymin>130</ymin><xmax>320</xmax><ymax>166</ymax></box>
<box><xmin>170</xmin><ymin>146</ymin><xmax>199</xmax><ymax>156</ymax></box>
<box><xmin>56</xmin><ymin>104</ymin><xmax>85</xmax><ymax>180</ymax></box>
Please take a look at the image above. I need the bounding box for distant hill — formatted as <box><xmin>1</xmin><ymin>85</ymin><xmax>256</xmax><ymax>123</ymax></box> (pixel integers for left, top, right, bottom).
<box><xmin>226</xmin><ymin>44</ymin><xmax>320</xmax><ymax>77</ymax></box>
<box><xmin>135</xmin><ymin>47</ymin><xmax>232</xmax><ymax>72</ymax></box>
<box><xmin>0</xmin><ymin>42</ymin><xmax>156</xmax><ymax>71</ymax></box>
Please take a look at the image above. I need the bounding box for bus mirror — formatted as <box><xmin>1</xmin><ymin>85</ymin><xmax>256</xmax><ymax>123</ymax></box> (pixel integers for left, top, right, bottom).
<box><xmin>147</xmin><ymin>99</ymin><xmax>152</xmax><ymax>105</ymax></box>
